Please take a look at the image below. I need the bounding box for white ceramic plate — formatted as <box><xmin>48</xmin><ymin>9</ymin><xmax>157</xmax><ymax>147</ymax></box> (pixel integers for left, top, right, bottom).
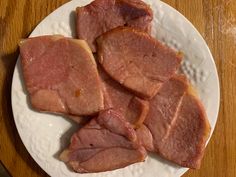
<box><xmin>11</xmin><ymin>0</ymin><xmax>220</xmax><ymax>176</ymax></box>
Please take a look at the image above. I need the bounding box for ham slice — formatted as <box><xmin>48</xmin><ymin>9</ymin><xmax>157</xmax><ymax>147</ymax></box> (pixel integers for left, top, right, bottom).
<box><xmin>97</xmin><ymin>27</ymin><xmax>182</xmax><ymax>99</ymax></box>
<box><xmin>76</xmin><ymin>0</ymin><xmax>153</xmax><ymax>52</ymax></box>
<box><xmin>158</xmin><ymin>92</ymin><xmax>211</xmax><ymax>169</ymax></box>
<box><xmin>19</xmin><ymin>36</ymin><xmax>104</xmax><ymax>120</ymax></box>
<box><xmin>98</xmin><ymin>65</ymin><xmax>149</xmax><ymax>127</ymax></box>
<box><xmin>144</xmin><ymin>75</ymin><xmax>211</xmax><ymax>169</ymax></box>
<box><xmin>144</xmin><ymin>75</ymin><xmax>188</xmax><ymax>150</ymax></box>
<box><xmin>60</xmin><ymin>109</ymin><xmax>147</xmax><ymax>173</ymax></box>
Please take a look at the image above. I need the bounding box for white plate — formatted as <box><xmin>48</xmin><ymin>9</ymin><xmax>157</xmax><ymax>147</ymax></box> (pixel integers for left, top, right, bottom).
<box><xmin>11</xmin><ymin>0</ymin><xmax>220</xmax><ymax>177</ymax></box>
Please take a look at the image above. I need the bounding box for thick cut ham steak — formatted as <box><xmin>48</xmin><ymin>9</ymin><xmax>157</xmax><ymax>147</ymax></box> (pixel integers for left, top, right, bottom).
<box><xmin>158</xmin><ymin>92</ymin><xmax>211</xmax><ymax>169</ymax></box>
<box><xmin>144</xmin><ymin>75</ymin><xmax>188</xmax><ymax>150</ymax></box>
<box><xmin>97</xmin><ymin>27</ymin><xmax>182</xmax><ymax>99</ymax></box>
<box><xmin>19</xmin><ymin>35</ymin><xmax>104</xmax><ymax>118</ymax></box>
<box><xmin>60</xmin><ymin>109</ymin><xmax>147</xmax><ymax>173</ymax></box>
<box><xmin>76</xmin><ymin>0</ymin><xmax>153</xmax><ymax>52</ymax></box>
<box><xmin>144</xmin><ymin>75</ymin><xmax>210</xmax><ymax>169</ymax></box>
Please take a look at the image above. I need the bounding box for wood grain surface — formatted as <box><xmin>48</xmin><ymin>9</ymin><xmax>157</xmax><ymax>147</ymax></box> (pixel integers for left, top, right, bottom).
<box><xmin>0</xmin><ymin>0</ymin><xmax>235</xmax><ymax>177</ymax></box>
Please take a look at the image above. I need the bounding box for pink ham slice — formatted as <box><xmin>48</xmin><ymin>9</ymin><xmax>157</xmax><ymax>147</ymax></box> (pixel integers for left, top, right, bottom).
<box><xmin>144</xmin><ymin>75</ymin><xmax>211</xmax><ymax>169</ymax></box>
<box><xmin>144</xmin><ymin>75</ymin><xmax>188</xmax><ymax>150</ymax></box>
<box><xmin>98</xmin><ymin>65</ymin><xmax>149</xmax><ymax>127</ymax></box>
<box><xmin>76</xmin><ymin>0</ymin><xmax>153</xmax><ymax>52</ymax></box>
<box><xmin>60</xmin><ymin>109</ymin><xmax>147</xmax><ymax>173</ymax></box>
<box><xmin>19</xmin><ymin>36</ymin><xmax>104</xmax><ymax>120</ymax></box>
<box><xmin>97</xmin><ymin>27</ymin><xmax>182</xmax><ymax>99</ymax></box>
<box><xmin>158</xmin><ymin>92</ymin><xmax>211</xmax><ymax>169</ymax></box>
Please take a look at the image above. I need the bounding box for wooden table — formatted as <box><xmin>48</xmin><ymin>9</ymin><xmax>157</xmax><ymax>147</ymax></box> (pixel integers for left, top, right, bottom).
<box><xmin>0</xmin><ymin>0</ymin><xmax>235</xmax><ymax>176</ymax></box>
